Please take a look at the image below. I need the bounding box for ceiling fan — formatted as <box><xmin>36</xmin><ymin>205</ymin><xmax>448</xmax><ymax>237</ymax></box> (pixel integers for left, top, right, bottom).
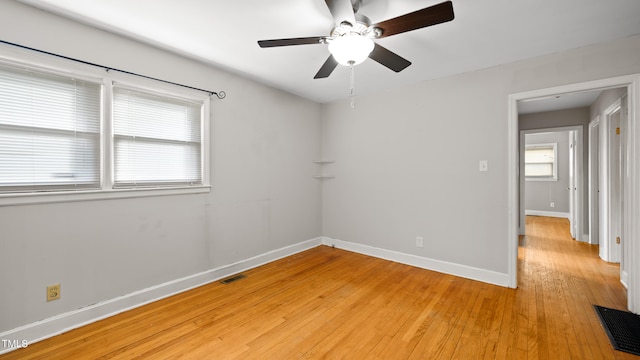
<box><xmin>257</xmin><ymin>0</ymin><xmax>455</xmax><ymax>79</ymax></box>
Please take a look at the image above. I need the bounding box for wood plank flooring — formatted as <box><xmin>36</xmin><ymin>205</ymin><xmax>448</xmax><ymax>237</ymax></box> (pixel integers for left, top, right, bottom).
<box><xmin>1</xmin><ymin>216</ymin><xmax>633</xmax><ymax>359</ymax></box>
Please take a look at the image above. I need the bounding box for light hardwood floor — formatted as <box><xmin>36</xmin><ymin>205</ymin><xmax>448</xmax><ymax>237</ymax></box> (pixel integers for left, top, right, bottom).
<box><xmin>1</xmin><ymin>216</ymin><xmax>633</xmax><ymax>359</ymax></box>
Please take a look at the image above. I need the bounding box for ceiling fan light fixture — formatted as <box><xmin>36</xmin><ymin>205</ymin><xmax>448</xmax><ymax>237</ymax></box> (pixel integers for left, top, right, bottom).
<box><xmin>328</xmin><ymin>33</ymin><xmax>374</xmax><ymax>66</ymax></box>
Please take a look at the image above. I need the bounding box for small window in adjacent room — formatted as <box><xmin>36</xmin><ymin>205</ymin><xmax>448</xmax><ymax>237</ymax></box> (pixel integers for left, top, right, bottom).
<box><xmin>525</xmin><ymin>143</ymin><xmax>558</xmax><ymax>181</ymax></box>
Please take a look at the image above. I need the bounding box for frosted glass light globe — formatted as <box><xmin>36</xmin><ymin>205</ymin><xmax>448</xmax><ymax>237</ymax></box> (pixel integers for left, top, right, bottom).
<box><xmin>328</xmin><ymin>34</ymin><xmax>374</xmax><ymax>66</ymax></box>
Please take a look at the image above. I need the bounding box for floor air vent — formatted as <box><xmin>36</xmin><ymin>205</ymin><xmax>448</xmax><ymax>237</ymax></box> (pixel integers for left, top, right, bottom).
<box><xmin>220</xmin><ymin>274</ymin><xmax>246</xmax><ymax>284</ymax></box>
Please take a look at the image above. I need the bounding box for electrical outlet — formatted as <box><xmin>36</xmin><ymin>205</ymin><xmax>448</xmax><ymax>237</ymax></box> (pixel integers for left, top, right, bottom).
<box><xmin>479</xmin><ymin>160</ymin><xmax>488</xmax><ymax>172</ymax></box>
<box><xmin>416</xmin><ymin>236</ymin><xmax>424</xmax><ymax>248</ymax></box>
<box><xmin>47</xmin><ymin>284</ymin><xmax>60</xmax><ymax>301</ymax></box>
<box><xmin>550</xmin><ymin>202</ymin><xmax>555</xmax><ymax>208</ymax></box>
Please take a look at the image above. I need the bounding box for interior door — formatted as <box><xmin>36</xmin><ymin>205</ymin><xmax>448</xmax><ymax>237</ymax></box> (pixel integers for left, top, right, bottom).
<box><xmin>610</xmin><ymin>106</ymin><xmax>622</xmax><ymax>263</ymax></box>
<box><xmin>620</xmin><ymin>96</ymin><xmax>628</xmax><ymax>283</ymax></box>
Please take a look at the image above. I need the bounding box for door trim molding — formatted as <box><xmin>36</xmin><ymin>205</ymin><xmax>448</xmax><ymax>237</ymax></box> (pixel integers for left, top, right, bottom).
<box><xmin>519</xmin><ymin>126</ymin><xmax>583</xmax><ymax>242</ymax></box>
<box><xmin>588</xmin><ymin>116</ymin><xmax>601</xmax><ymax>246</ymax></box>
<box><xmin>601</xmin><ymin>99</ymin><xmax>623</xmax><ymax>262</ymax></box>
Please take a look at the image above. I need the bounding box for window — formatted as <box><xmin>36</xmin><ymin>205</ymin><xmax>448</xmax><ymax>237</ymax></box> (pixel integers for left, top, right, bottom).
<box><xmin>0</xmin><ymin>52</ymin><xmax>209</xmax><ymax>204</ymax></box>
<box><xmin>112</xmin><ymin>87</ymin><xmax>202</xmax><ymax>188</ymax></box>
<box><xmin>0</xmin><ymin>64</ymin><xmax>101</xmax><ymax>193</ymax></box>
<box><xmin>525</xmin><ymin>143</ymin><xmax>557</xmax><ymax>181</ymax></box>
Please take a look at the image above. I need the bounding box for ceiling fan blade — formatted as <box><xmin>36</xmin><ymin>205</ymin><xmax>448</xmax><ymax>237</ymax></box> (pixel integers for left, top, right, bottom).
<box><xmin>372</xmin><ymin>1</ymin><xmax>454</xmax><ymax>39</ymax></box>
<box><xmin>258</xmin><ymin>36</ymin><xmax>326</xmax><ymax>48</ymax></box>
<box><xmin>368</xmin><ymin>43</ymin><xmax>411</xmax><ymax>73</ymax></box>
<box><xmin>324</xmin><ymin>0</ymin><xmax>356</xmax><ymax>26</ymax></box>
<box><xmin>314</xmin><ymin>55</ymin><xmax>339</xmax><ymax>79</ymax></box>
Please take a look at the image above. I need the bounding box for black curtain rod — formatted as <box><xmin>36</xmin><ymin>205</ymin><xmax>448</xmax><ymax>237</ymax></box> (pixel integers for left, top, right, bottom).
<box><xmin>0</xmin><ymin>39</ymin><xmax>226</xmax><ymax>99</ymax></box>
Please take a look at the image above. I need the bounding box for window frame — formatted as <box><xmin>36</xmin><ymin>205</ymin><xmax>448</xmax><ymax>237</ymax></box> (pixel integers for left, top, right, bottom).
<box><xmin>0</xmin><ymin>62</ymin><xmax>104</xmax><ymax>193</ymax></box>
<box><xmin>524</xmin><ymin>142</ymin><xmax>558</xmax><ymax>182</ymax></box>
<box><xmin>0</xmin><ymin>45</ymin><xmax>210</xmax><ymax>206</ymax></box>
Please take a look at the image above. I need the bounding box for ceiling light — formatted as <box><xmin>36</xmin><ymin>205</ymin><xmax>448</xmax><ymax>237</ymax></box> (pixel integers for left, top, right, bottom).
<box><xmin>328</xmin><ymin>33</ymin><xmax>374</xmax><ymax>66</ymax></box>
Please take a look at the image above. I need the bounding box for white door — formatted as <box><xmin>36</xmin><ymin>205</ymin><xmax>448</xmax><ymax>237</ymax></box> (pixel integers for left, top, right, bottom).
<box><xmin>610</xmin><ymin>106</ymin><xmax>622</xmax><ymax>263</ymax></box>
<box><xmin>620</xmin><ymin>96</ymin><xmax>629</xmax><ymax>284</ymax></box>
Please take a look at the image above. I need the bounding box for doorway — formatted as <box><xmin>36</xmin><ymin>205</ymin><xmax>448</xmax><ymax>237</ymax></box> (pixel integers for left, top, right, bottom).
<box><xmin>520</xmin><ymin>127</ymin><xmax>581</xmax><ymax>240</ymax></box>
<box><xmin>507</xmin><ymin>74</ymin><xmax>640</xmax><ymax>313</ymax></box>
<box><xmin>599</xmin><ymin>99</ymin><xmax>625</xmax><ymax>265</ymax></box>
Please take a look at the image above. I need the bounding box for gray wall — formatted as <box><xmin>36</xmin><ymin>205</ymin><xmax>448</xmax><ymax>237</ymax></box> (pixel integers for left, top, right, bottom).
<box><xmin>524</xmin><ymin>132</ymin><xmax>571</xmax><ymax>213</ymax></box>
<box><xmin>520</xmin><ymin>107</ymin><xmax>591</xmax><ymax>131</ymax></box>
<box><xmin>321</xmin><ymin>35</ymin><xmax>640</xmax><ymax>274</ymax></box>
<box><xmin>591</xmin><ymin>88</ymin><xmax>627</xmax><ymax>119</ymax></box>
<box><xmin>0</xmin><ymin>2</ymin><xmax>322</xmax><ymax>333</ymax></box>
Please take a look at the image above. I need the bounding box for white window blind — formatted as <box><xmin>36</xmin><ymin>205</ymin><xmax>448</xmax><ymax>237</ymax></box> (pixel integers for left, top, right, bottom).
<box><xmin>525</xmin><ymin>144</ymin><xmax>557</xmax><ymax>179</ymax></box>
<box><xmin>0</xmin><ymin>64</ymin><xmax>101</xmax><ymax>193</ymax></box>
<box><xmin>112</xmin><ymin>87</ymin><xmax>202</xmax><ymax>187</ymax></box>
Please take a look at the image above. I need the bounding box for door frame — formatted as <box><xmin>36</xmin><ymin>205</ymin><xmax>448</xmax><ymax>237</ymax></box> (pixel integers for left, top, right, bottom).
<box><xmin>601</xmin><ymin>99</ymin><xmax>623</xmax><ymax>264</ymax></box>
<box><xmin>588</xmin><ymin>116</ymin><xmax>600</xmax><ymax>246</ymax></box>
<box><xmin>507</xmin><ymin>74</ymin><xmax>640</xmax><ymax>313</ymax></box>
<box><xmin>519</xmin><ymin>127</ymin><xmax>582</xmax><ymax>240</ymax></box>
<box><xmin>569</xmin><ymin>129</ymin><xmax>580</xmax><ymax>240</ymax></box>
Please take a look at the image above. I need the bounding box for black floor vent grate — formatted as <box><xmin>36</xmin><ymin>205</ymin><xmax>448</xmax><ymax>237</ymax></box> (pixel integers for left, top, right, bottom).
<box><xmin>220</xmin><ymin>274</ymin><xmax>246</xmax><ymax>284</ymax></box>
<box><xmin>594</xmin><ymin>305</ymin><xmax>640</xmax><ymax>356</ymax></box>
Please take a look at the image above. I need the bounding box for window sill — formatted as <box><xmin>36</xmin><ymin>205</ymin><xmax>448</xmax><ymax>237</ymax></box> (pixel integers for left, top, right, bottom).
<box><xmin>525</xmin><ymin>177</ymin><xmax>558</xmax><ymax>182</ymax></box>
<box><xmin>0</xmin><ymin>185</ymin><xmax>211</xmax><ymax>207</ymax></box>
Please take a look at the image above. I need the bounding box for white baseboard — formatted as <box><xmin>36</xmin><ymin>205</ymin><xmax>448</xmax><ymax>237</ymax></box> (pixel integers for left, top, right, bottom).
<box><xmin>321</xmin><ymin>237</ymin><xmax>510</xmax><ymax>288</ymax></box>
<box><xmin>0</xmin><ymin>237</ymin><xmax>323</xmax><ymax>355</ymax></box>
<box><xmin>2</xmin><ymin>235</ymin><xmax>513</xmax><ymax>354</ymax></box>
<box><xmin>622</xmin><ymin>270</ymin><xmax>629</xmax><ymax>290</ymax></box>
<box><xmin>525</xmin><ymin>210</ymin><xmax>570</xmax><ymax>219</ymax></box>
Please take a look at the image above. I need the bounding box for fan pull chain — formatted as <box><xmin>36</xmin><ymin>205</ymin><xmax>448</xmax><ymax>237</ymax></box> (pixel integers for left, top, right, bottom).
<box><xmin>349</xmin><ymin>63</ymin><xmax>356</xmax><ymax>108</ymax></box>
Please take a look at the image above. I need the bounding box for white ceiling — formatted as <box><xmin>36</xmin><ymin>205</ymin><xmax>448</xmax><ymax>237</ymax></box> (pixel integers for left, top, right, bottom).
<box><xmin>18</xmin><ymin>0</ymin><xmax>640</xmax><ymax>103</ymax></box>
